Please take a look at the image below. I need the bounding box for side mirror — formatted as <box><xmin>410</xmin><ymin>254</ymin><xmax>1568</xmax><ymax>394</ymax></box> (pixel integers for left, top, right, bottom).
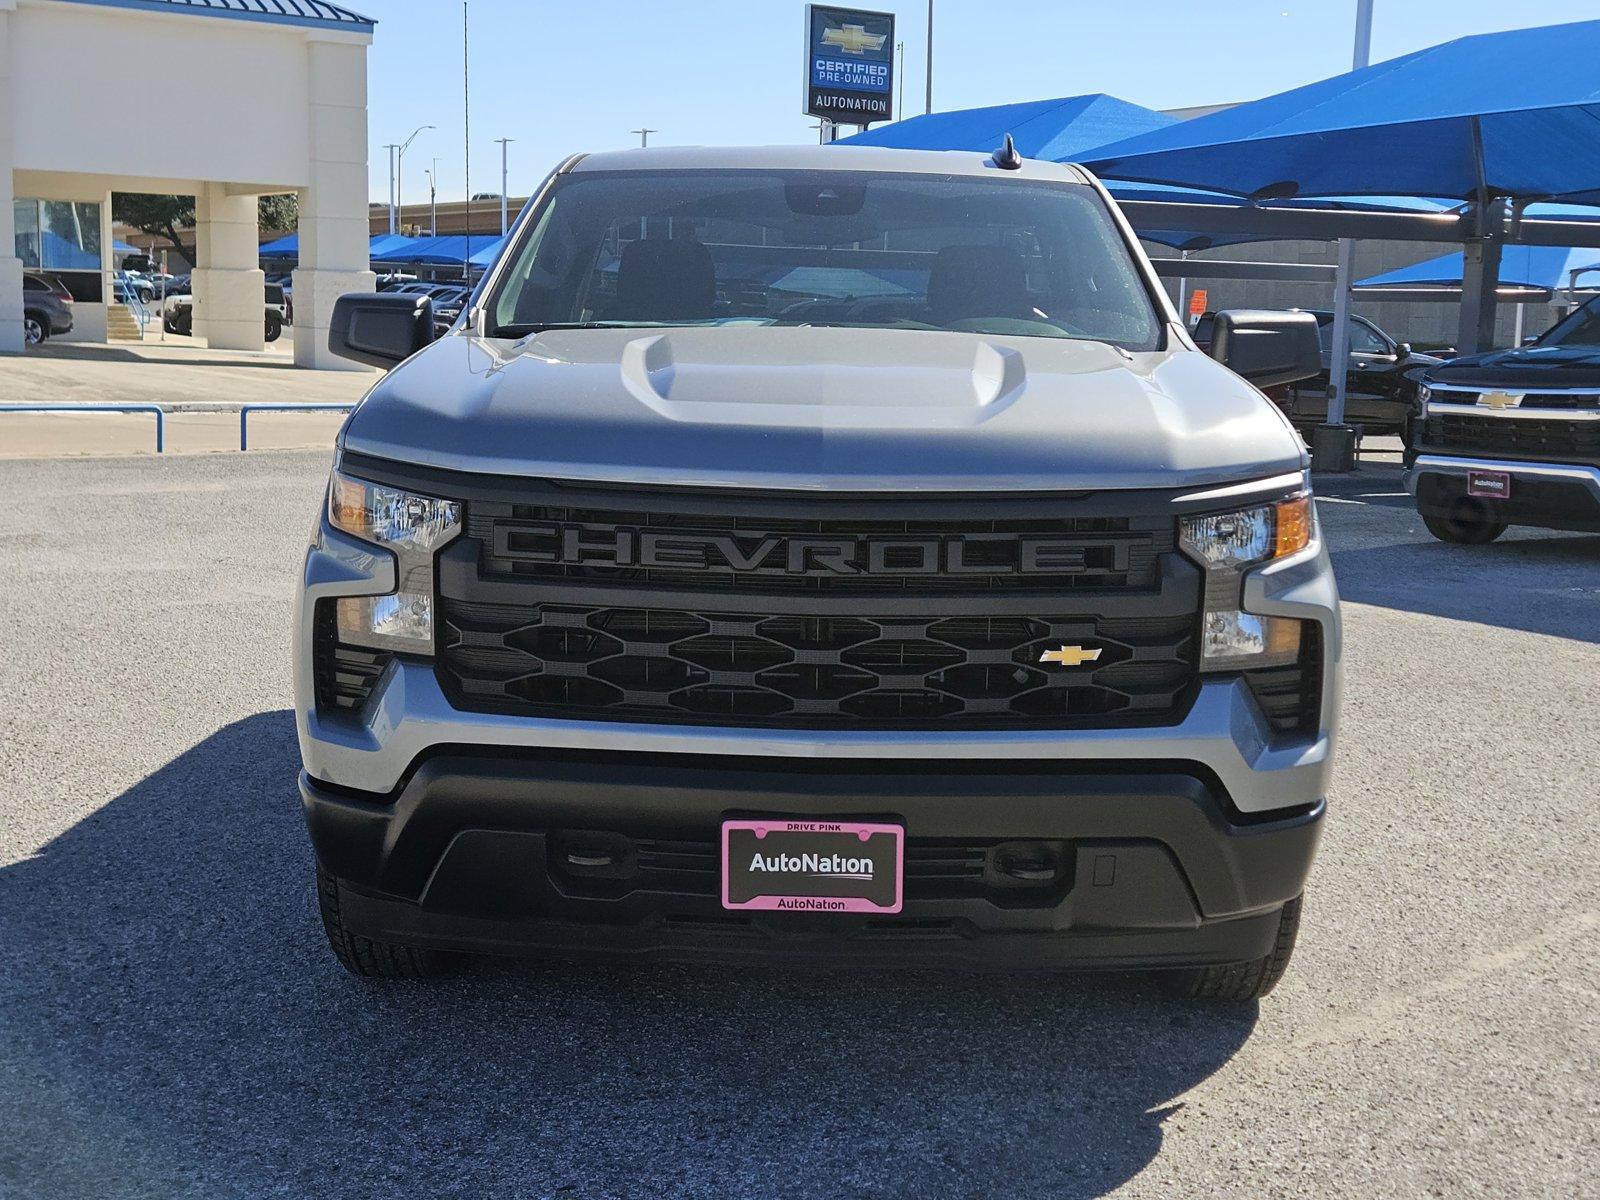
<box><xmin>1522</xmin><ymin>335</ymin><xmax>1538</xmax><ymax>346</ymax></box>
<box><xmin>329</xmin><ymin>292</ymin><xmax>435</xmax><ymax>369</ymax></box>
<box><xmin>1207</xmin><ymin>309</ymin><xmax>1322</xmax><ymax>388</ymax></box>
<box><xmin>1397</xmin><ymin>342</ymin><xmax>1413</xmax><ymax>357</ymax></box>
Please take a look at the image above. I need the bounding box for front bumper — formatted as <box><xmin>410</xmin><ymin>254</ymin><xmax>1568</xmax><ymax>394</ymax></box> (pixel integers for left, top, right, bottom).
<box><xmin>304</xmin><ymin>750</ymin><xmax>1322</xmax><ymax>970</ymax></box>
<box><xmin>1407</xmin><ymin>454</ymin><xmax>1600</xmax><ymax>533</ymax></box>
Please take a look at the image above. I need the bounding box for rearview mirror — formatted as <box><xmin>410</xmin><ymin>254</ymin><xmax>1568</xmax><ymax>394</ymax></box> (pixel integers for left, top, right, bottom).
<box><xmin>1207</xmin><ymin>309</ymin><xmax>1322</xmax><ymax>388</ymax></box>
<box><xmin>329</xmin><ymin>292</ymin><xmax>435</xmax><ymax>369</ymax></box>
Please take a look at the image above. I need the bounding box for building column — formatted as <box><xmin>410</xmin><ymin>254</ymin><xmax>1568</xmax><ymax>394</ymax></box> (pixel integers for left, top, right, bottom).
<box><xmin>193</xmin><ymin>183</ymin><xmax>264</xmax><ymax>352</ymax></box>
<box><xmin>295</xmin><ymin>35</ymin><xmax>375</xmax><ymax>371</ymax></box>
<box><xmin>0</xmin><ymin>3</ymin><xmax>24</xmax><ymax>355</ymax></box>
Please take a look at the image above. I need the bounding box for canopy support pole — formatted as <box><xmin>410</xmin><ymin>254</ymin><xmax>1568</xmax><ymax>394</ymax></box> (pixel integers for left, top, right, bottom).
<box><xmin>1458</xmin><ymin>199</ymin><xmax>1505</xmax><ymax>355</ymax></box>
<box><xmin>1326</xmin><ymin>239</ymin><xmax>1357</xmax><ymax>428</ymax></box>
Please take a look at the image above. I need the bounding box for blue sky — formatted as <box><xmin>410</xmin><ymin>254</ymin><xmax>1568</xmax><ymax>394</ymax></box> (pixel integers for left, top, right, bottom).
<box><xmin>357</xmin><ymin>1</ymin><xmax>1600</xmax><ymax>205</ymax></box>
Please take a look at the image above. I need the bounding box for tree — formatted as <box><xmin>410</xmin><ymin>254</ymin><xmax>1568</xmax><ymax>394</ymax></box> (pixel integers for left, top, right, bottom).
<box><xmin>258</xmin><ymin>193</ymin><xmax>299</xmax><ymax>233</ymax></box>
<box><xmin>111</xmin><ymin>193</ymin><xmax>300</xmax><ymax>258</ymax></box>
<box><xmin>112</xmin><ymin>193</ymin><xmax>193</xmax><ymax>258</ymax></box>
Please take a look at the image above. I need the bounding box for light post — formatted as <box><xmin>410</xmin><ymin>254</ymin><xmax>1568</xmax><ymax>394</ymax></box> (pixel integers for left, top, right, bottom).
<box><xmin>494</xmin><ymin>137</ymin><xmax>513</xmax><ymax>235</ymax></box>
<box><xmin>631</xmin><ymin>127</ymin><xmax>657</xmax><ymax>148</ymax></box>
<box><xmin>383</xmin><ymin>143</ymin><xmax>399</xmax><ymax>233</ymax></box>
<box><xmin>392</xmin><ymin>123</ymin><xmax>434</xmax><ymax>235</ymax></box>
<box><xmin>426</xmin><ymin>157</ymin><xmax>439</xmax><ymax>236</ymax></box>
<box><xmin>924</xmin><ymin>0</ymin><xmax>933</xmax><ymax>114</ymax></box>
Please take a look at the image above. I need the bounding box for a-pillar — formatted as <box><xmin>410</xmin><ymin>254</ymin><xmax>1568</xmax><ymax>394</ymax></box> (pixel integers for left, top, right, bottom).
<box><xmin>0</xmin><ymin>1</ymin><xmax>24</xmax><ymax>355</ymax></box>
<box><xmin>193</xmin><ymin>183</ymin><xmax>264</xmax><ymax>352</ymax></box>
<box><xmin>294</xmin><ymin>34</ymin><xmax>375</xmax><ymax>370</ymax></box>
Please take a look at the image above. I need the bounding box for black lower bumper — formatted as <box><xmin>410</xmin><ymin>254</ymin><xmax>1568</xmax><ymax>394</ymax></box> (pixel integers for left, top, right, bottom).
<box><xmin>302</xmin><ymin>749</ymin><xmax>1323</xmax><ymax>971</ymax></box>
<box><xmin>1414</xmin><ymin>467</ymin><xmax>1600</xmax><ymax>533</ymax></box>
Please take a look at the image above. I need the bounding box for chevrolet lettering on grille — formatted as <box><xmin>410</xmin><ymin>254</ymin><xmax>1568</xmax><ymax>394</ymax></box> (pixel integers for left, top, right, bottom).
<box><xmin>493</xmin><ymin>523</ymin><xmax>1138</xmax><ymax>578</ymax></box>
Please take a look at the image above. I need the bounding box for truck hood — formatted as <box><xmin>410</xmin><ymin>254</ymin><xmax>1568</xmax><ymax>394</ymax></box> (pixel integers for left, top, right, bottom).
<box><xmin>1428</xmin><ymin>344</ymin><xmax>1600</xmax><ymax>389</ymax></box>
<box><xmin>341</xmin><ymin>326</ymin><xmax>1305</xmax><ymax>492</ymax></box>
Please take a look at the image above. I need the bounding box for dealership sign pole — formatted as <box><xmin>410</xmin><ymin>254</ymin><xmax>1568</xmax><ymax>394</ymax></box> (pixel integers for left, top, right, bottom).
<box><xmin>803</xmin><ymin>5</ymin><xmax>896</xmax><ymax>133</ymax></box>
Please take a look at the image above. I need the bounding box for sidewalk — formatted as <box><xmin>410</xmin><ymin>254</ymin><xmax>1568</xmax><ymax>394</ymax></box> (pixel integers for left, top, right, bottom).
<box><xmin>1</xmin><ymin>332</ymin><xmax>374</xmax><ymax>456</ymax></box>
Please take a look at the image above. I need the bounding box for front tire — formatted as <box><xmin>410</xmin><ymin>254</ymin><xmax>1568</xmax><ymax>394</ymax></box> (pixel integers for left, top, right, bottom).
<box><xmin>23</xmin><ymin>313</ymin><xmax>46</xmax><ymax>346</ymax></box>
<box><xmin>1422</xmin><ymin>497</ymin><xmax>1507</xmax><ymax>544</ymax></box>
<box><xmin>1163</xmin><ymin>895</ymin><xmax>1302</xmax><ymax>1001</ymax></box>
<box><xmin>316</xmin><ymin>864</ymin><xmax>459</xmax><ymax>980</ymax></box>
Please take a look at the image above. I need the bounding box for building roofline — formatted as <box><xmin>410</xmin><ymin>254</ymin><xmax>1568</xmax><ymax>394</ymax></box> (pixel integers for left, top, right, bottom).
<box><xmin>43</xmin><ymin>0</ymin><xmax>374</xmax><ymax>34</ymax></box>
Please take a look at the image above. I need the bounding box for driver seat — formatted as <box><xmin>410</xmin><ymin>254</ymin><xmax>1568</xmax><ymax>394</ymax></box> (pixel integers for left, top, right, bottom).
<box><xmin>925</xmin><ymin>244</ymin><xmax>1032</xmax><ymax>324</ymax></box>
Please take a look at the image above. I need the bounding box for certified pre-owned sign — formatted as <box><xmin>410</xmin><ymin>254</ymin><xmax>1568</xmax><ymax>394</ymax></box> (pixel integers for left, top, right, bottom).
<box><xmin>804</xmin><ymin>4</ymin><xmax>895</xmax><ymax>125</ymax></box>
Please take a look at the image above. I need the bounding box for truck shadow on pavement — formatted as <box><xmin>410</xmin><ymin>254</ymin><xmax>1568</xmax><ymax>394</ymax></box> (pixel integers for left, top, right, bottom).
<box><xmin>0</xmin><ymin>712</ymin><xmax>1256</xmax><ymax>1200</ymax></box>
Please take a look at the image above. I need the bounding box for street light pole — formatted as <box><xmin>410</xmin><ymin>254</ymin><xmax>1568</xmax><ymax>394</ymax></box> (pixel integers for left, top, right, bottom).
<box><xmin>924</xmin><ymin>0</ymin><xmax>933</xmax><ymax>114</ymax></box>
<box><xmin>393</xmin><ymin>123</ymin><xmax>434</xmax><ymax>235</ymax></box>
<box><xmin>1325</xmin><ymin>0</ymin><xmax>1375</xmax><ymax>444</ymax></box>
<box><xmin>631</xmin><ymin>127</ymin><xmax>656</xmax><ymax>148</ymax></box>
<box><xmin>383</xmin><ymin>143</ymin><xmax>399</xmax><ymax>234</ymax></box>
<box><xmin>425</xmin><ymin>160</ymin><xmax>438</xmax><ymax>236</ymax></box>
<box><xmin>896</xmin><ymin>41</ymin><xmax>905</xmax><ymax>120</ymax></box>
<box><xmin>494</xmin><ymin>137</ymin><xmax>513</xmax><ymax>234</ymax></box>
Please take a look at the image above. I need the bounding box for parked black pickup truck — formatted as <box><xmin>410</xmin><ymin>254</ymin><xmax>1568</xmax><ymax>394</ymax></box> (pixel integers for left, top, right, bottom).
<box><xmin>1197</xmin><ymin>309</ymin><xmax>1443</xmax><ymax>451</ymax></box>
<box><xmin>1407</xmin><ymin>295</ymin><xmax>1600</xmax><ymax>543</ymax></box>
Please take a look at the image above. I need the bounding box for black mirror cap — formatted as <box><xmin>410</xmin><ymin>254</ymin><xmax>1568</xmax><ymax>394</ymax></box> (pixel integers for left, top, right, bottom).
<box><xmin>1397</xmin><ymin>342</ymin><xmax>1413</xmax><ymax>357</ymax></box>
<box><xmin>328</xmin><ymin>292</ymin><xmax>435</xmax><ymax>369</ymax></box>
<box><xmin>1207</xmin><ymin>309</ymin><xmax>1322</xmax><ymax>388</ymax></box>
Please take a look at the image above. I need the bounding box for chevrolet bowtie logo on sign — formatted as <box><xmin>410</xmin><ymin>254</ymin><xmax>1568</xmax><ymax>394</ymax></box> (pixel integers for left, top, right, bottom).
<box><xmin>1478</xmin><ymin>391</ymin><xmax>1525</xmax><ymax>409</ymax></box>
<box><xmin>805</xmin><ymin>5</ymin><xmax>895</xmax><ymax>124</ymax></box>
<box><xmin>821</xmin><ymin>22</ymin><xmax>887</xmax><ymax>54</ymax></box>
<box><xmin>1039</xmin><ymin>645</ymin><xmax>1103</xmax><ymax>668</ymax></box>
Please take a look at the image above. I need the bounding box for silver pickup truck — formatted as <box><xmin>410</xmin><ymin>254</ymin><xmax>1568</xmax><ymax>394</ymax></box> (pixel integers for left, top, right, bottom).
<box><xmin>295</xmin><ymin>144</ymin><xmax>1340</xmax><ymax>1001</ymax></box>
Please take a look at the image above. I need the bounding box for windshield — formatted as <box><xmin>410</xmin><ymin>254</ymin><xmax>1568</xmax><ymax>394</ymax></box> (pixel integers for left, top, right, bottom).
<box><xmin>1536</xmin><ymin>295</ymin><xmax>1600</xmax><ymax>348</ymax></box>
<box><xmin>486</xmin><ymin>169</ymin><xmax>1162</xmax><ymax>349</ymax></box>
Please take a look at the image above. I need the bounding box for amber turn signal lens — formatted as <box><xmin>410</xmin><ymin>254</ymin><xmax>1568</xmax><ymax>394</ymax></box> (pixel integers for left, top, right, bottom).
<box><xmin>1274</xmin><ymin>494</ymin><xmax>1312</xmax><ymax>559</ymax></box>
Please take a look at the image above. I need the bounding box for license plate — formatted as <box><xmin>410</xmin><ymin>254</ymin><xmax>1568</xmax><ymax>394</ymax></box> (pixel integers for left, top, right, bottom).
<box><xmin>721</xmin><ymin>819</ymin><xmax>903</xmax><ymax>914</ymax></box>
<box><xmin>1467</xmin><ymin>469</ymin><xmax>1511</xmax><ymax>499</ymax></box>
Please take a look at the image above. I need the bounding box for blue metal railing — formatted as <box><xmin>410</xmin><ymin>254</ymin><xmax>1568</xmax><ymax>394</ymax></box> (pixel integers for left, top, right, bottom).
<box><xmin>0</xmin><ymin>405</ymin><xmax>165</xmax><ymax>452</ymax></box>
<box><xmin>240</xmin><ymin>403</ymin><xmax>357</xmax><ymax>450</ymax></box>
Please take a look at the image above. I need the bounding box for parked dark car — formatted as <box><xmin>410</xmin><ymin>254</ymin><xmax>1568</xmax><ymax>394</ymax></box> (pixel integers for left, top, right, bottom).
<box><xmin>22</xmin><ymin>271</ymin><xmax>73</xmax><ymax>345</ymax></box>
<box><xmin>1195</xmin><ymin>309</ymin><xmax>1442</xmax><ymax>452</ymax></box>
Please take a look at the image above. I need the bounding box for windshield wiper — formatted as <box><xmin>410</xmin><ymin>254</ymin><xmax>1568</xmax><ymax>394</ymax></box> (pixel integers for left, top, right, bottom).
<box><xmin>489</xmin><ymin>321</ymin><xmax>645</xmax><ymax>337</ymax></box>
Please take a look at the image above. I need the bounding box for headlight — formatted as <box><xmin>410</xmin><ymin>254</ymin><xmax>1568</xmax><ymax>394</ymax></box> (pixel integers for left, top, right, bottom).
<box><xmin>327</xmin><ymin>470</ymin><xmax>461</xmax><ymax>654</ymax></box>
<box><xmin>1180</xmin><ymin>492</ymin><xmax>1313</xmax><ymax>672</ymax></box>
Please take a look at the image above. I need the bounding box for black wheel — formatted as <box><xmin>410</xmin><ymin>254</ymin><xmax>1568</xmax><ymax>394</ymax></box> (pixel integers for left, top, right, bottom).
<box><xmin>316</xmin><ymin>864</ymin><xmax>459</xmax><ymax>980</ymax></box>
<box><xmin>23</xmin><ymin>312</ymin><xmax>46</xmax><ymax>346</ymax></box>
<box><xmin>264</xmin><ymin>311</ymin><xmax>283</xmax><ymax>343</ymax></box>
<box><xmin>1162</xmin><ymin>895</ymin><xmax>1302</xmax><ymax>1001</ymax></box>
<box><xmin>173</xmin><ymin>310</ymin><xmax>192</xmax><ymax>336</ymax></box>
<box><xmin>1422</xmin><ymin>497</ymin><xmax>1507</xmax><ymax>545</ymax></box>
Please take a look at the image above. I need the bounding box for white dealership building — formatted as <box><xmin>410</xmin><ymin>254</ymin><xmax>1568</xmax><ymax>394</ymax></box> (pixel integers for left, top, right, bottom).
<box><xmin>1</xmin><ymin>0</ymin><xmax>375</xmax><ymax>366</ymax></box>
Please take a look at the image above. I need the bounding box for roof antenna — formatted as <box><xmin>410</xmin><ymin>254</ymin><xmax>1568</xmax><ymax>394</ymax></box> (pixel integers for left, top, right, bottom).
<box><xmin>993</xmin><ymin>133</ymin><xmax>1023</xmax><ymax>171</ymax></box>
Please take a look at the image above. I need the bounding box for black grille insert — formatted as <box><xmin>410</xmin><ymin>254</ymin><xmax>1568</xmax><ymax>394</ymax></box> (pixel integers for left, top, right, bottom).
<box><xmin>439</xmin><ymin>601</ymin><xmax>1198</xmax><ymax>730</ymax></box>
<box><xmin>1421</xmin><ymin>411</ymin><xmax>1600</xmax><ymax>464</ymax></box>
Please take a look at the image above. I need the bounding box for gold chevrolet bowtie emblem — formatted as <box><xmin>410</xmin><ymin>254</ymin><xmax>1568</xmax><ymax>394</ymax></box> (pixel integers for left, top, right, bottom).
<box><xmin>1039</xmin><ymin>645</ymin><xmax>1102</xmax><ymax>668</ymax></box>
<box><xmin>1478</xmin><ymin>391</ymin><xmax>1524</xmax><ymax>409</ymax></box>
<box><xmin>822</xmin><ymin>22</ymin><xmax>887</xmax><ymax>54</ymax></box>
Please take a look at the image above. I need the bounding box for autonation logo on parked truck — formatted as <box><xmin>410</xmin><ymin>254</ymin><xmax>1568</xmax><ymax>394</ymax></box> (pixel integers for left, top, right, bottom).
<box><xmin>803</xmin><ymin>4</ymin><xmax>895</xmax><ymax>124</ymax></box>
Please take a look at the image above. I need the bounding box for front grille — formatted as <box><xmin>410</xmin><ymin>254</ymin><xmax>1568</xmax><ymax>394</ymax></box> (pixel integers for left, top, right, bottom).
<box><xmin>1421</xmin><ymin>411</ymin><xmax>1600</xmax><ymax>463</ymax></box>
<box><xmin>468</xmin><ymin>501</ymin><xmax>1172</xmax><ymax>594</ymax></box>
<box><xmin>312</xmin><ymin>602</ymin><xmax>391</xmax><ymax>714</ymax></box>
<box><xmin>438</xmin><ymin>600</ymin><xmax>1198</xmax><ymax>729</ymax></box>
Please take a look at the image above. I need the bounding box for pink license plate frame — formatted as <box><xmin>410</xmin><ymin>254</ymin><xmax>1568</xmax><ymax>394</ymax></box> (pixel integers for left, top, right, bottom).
<box><xmin>1467</xmin><ymin>469</ymin><xmax>1512</xmax><ymax>499</ymax></box>
<box><xmin>720</xmin><ymin>819</ymin><xmax>904</xmax><ymax>914</ymax></box>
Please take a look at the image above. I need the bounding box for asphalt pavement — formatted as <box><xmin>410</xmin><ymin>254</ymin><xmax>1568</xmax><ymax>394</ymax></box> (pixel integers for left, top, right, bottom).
<box><xmin>1</xmin><ymin>452</ymin><xmax>1596</xmax><ymax>1199</ymax></box>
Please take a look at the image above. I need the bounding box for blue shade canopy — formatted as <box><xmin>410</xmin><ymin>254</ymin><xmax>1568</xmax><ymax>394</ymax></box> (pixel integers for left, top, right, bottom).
<box><xmin>1086</xmin><ymin>19</ymin><xmax>1600</xmax><ymax>203</ymax></box>
<box><xmin>467</xmin><ymin>236</ymin><xmax>507</xmax><ymax>267</ymax></box>
<box><xmin>377</xmin><ymin>234</ymin><xmax>501</xmax><ymax>265</ymax></box>
<box><xmin>257</xmin><ymin>232</ymin><xmax>298</xmax><ymax>255</ymax></box>
<box><xmin>836</xmin><ymin>93</ymin><xmax>1174</xmax><ymax>160</ymax></box>
<box><xmin>1356</xmin><ymin>244</ymin><xmax>1600</xmax><ymax>291</ymax></box>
